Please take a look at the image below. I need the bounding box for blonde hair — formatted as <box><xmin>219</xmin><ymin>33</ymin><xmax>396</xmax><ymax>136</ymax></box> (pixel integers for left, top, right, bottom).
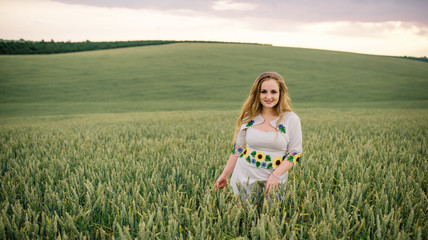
<box><xmin>233</xmin><ymin>72</ymin><xmax>292</xmax><ymax>142</ymax></box>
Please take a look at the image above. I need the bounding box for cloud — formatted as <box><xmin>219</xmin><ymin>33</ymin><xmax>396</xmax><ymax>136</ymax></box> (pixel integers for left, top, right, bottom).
<box><xmin>0</xmin><ymin>0</ymin><xmax>427</xmax><ymax>56</ymax></box>
<box><xmin>298</xmin><ymin>21</ymin><xmax>428</xmax><ymax>39</ymax></box>
<box><xmin>212</xmin><ymin>0</ymin><xmax>257</xmax><ymax>11</ymax></box>
<box><xmin>52</xmin><ymin>0</ymin><xmax>428</xmax><ymax>24</ymax></box>
<box><xmin>0</xmin><ymin>0</ymin><xmax>250</xmax><ymax>42</ymax></box>
<box><xmin>51</xmin><ymin>0</ymin><xmax>212</xmax><ymax>11</ymax></box>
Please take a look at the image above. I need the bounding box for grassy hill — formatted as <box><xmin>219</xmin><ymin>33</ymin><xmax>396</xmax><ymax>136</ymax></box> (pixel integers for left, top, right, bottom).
<box><xmin>0</xmin><ymin>42</ymin><xmax>427</xmax><ymax>117</ymax></box>
<box><xmin>1</xmin><ymin>42</ymin><xmax>427</xmax><ymax>238</ymax></box>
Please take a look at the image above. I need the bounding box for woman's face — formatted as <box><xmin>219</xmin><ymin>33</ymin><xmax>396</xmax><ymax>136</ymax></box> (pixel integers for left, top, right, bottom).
<box><xmin>259</xmin><ymin>79</ymin><xmax>280</xmax><ymax>109</ymax></box>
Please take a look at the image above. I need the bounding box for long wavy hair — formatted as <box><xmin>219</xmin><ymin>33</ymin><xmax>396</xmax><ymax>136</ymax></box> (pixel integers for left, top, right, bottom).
<box><xmin>233</xmin><ymin>72</ymin><xmax>293</xmax><ymax>142</ymax></box>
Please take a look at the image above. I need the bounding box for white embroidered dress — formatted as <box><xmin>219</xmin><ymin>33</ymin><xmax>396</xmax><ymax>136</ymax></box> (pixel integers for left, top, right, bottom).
<box><xmin>230</xmin><ymin>112</ymin><xmax>302</xmax><ymax>197</ymax></box>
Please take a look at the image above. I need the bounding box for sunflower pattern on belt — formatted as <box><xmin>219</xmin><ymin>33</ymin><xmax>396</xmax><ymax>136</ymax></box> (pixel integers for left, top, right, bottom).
<box><xmin>232</xmin><ymin>146</ymin><xmax>301</xmax><ymax>168</ymax></box>
<box><xmin>235</xmin><ymin>147</ymin><xmax>280</xmax><ymax>169</ymax></box>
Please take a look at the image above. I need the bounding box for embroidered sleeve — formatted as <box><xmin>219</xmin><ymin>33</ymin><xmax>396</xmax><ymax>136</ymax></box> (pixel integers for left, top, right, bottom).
<box><xmin>285</xmin><ymin>114</ymin><xmax>302</xmax><ymax>165</ymax></box>
<box><xmin>231</xmin><ymin>128</ymin><xmax>247</xmax><ymax>156</ymax></box>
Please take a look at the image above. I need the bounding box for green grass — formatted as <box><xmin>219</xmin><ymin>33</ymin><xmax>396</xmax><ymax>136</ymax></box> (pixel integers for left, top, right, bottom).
<box><xmin>1</xmin><ymin>43</ymin><xmax>427</xmax><ymax>117</ymax></box>
<box><xmin>1</xmin><ymin>109</ymin><xmax>426</xmax><ymax>239</ymax></box>
<box><xmin>1</xmin><ymin>43</ymin><xmax>427</xmax><ymax>238</ymax></box>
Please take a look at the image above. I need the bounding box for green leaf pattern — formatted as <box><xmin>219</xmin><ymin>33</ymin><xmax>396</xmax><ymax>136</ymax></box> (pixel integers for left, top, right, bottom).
<box><xmin>242</xmin><ymin>150</ymin><xmax>286</xmax><ymax>169</ymax></box>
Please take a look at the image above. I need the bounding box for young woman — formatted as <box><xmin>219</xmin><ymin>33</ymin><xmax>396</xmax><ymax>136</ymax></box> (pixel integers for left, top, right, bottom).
<box><xmin>215</xmin><ymin>72</ymin><xmax>302</xmax><ymax>200</ymax></box>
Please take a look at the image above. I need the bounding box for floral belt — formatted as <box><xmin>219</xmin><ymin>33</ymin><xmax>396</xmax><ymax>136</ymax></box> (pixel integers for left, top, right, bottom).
<box><xmin>236</xmin><ymin>146</ymin><xmax>301</xmax><ymax>169</ymax></box>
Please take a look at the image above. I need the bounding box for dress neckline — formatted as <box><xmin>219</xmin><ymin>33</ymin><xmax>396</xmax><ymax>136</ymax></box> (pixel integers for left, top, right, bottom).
<box><xmin>248</xmin><ymin>127</ymin><xmax>277</xmax><ymax>133</ymax></box>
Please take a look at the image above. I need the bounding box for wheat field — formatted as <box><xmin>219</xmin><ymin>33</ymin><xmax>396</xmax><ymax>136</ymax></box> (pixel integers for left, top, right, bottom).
<box><xmin>1</xmin><ymin>108</ymin><xmax>426</xmax><ymax>239</ymax></box>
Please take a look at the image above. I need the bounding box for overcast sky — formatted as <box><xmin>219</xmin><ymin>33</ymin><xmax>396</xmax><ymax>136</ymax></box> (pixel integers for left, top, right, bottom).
<box><xmin>1</xmin><ymin>0</ymin><xmax>427</xmax><ymax>56</ymax></box>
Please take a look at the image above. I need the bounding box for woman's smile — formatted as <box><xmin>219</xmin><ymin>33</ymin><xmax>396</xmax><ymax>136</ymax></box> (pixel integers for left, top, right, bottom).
<box><xmin>260</xmin><ymin>79</ymin><xmax>279</xmax><ymax>109</ymax></box>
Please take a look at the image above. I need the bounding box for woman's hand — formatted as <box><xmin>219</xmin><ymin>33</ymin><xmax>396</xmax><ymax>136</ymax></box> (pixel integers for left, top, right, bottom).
<box><xmin>215</xmin><ymin>174</ymin><xmax>228</xmax><ymax>190</ymax></box>
<box><xmin>265</xmin><ymin>174</ymin><xmax>279</xmax><ymax>196</ymax></box>
<box><xmin>215</xmin><ymin>155</ymin><xmax>239</xmax><ymax>190</ymax></box>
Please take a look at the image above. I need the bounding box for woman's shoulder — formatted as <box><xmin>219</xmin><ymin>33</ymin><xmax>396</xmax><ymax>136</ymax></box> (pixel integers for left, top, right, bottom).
<box><xmin>281</xmin><ymin>111</ymin><xmax>300</xmax><ymax>122</ymax></box>
<box><xmin>239</xmin><ymin>114</ymin><xmax>262</xmax><ymax>131</ymax></box>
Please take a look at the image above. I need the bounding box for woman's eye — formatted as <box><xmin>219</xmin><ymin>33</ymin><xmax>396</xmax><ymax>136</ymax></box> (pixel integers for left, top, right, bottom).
<box><xmin>261</xmin><ymin>90</ymin><xmax>267</xmax><ymax>93</ymax></box>
<box><xmin>271</xmin><ymin>91</ymin><xmax>277</xmax><ymax>94</ymax></box>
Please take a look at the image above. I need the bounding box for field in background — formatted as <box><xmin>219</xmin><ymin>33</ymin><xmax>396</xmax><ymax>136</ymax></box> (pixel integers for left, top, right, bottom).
<box><xmin>1</xmin><ymin>43</ymin><xmax>427</xmax><ymax>238</ymax></box>
<box><xmin>1</xmin><ymin>43</ymin><xmax>427</xmax><ymax>117</ymax></box>
<box><xmin>1</xmin><ymin>109</ymin><xmax>426</xmax><ymax>238</ymax></box>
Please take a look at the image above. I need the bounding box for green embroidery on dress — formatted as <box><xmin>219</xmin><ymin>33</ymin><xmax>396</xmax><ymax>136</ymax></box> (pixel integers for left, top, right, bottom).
<box><xmin>278</xmin><ymin>124</ymin><xmax>286</xmax><ymax>134</ymax></box>
<box><xmin>244</xmin><ymin>149</ymin><xmax>290</xmax><ymax>169</ymax></box>
<box><xmin>246</xmin><ymin>120</ymin><xmax>255</xmax><ymax>127</ymax></box>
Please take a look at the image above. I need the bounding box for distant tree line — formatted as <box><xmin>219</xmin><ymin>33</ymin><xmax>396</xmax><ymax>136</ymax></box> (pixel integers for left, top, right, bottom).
<box><xmin>0</xmin><ymin>39</ymin><xmax>178</xmax><ymax>54</ymax></box>
<box><xmin>400</xmin><ymin>56</ymin><xmax>428</xmax><ymax>62</ymax></box>
<box><xmin>0</xmin><ymin>39</ymin><xmax>264</xmax><ymax>54</ymax></box>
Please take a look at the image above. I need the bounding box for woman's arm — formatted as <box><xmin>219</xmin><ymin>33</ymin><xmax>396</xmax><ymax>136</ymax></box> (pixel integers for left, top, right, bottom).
<box><xmin>265</xmin><ymin>160</ymin><xmax>293</xmax><ymax>194</ymax></box>
<box><xmin>265</xmin><ymin>113</ymin><xmax>302</xmax><ymax>195</ymax></box>
<box><xmin>216</xmin><ymin>124</ymin><xmax>246</xmax><ymax>190</ymax></box>
<box><xmin>215</xmin><ymin>154</ymin><xmax>239</xmax><ymax>189</ymax></box>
